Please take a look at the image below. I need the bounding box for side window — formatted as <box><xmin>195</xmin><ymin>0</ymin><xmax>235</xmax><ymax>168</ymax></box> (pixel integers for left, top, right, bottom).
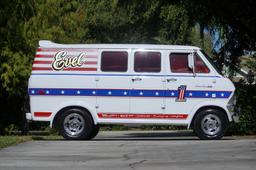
<box><xmin>170</xmin><ymin>53</ymin><xmax>192</xmax><ymax>73</ymax></box>
<box><xmin>134</xmin><ymin>51</ymin><xmax>161</xmax><ymax>72</ymax></box>
<box><xmin>169</xmin><ymin>53</ymin><xmax>210</xmax><ymax>73</ymax></box>
<box><xmin>195</xmin><ymin>54</ymin><xmax>210</xmax><ymax>73</ymax></box>
<box><xmin>101</xmin><ymin>51</ymin><xmax>128</xmax><ymax>72</ymax></box>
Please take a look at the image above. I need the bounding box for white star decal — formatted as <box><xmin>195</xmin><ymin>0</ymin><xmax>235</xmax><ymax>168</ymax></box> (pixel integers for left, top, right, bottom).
<box><xmin>124</xmin><ymin>91</ymin><xmax>127</xmax><ymax>95</ymax></box>
<box><xmin>77</xmin><ymin>90</ymin><xmax>80</xmax><ymax>94</ymax></box>
<box><xmin>221</xmin><ymin>93</ymin><xmax>224</xmax><ymax>97</ymax></box>
<box><xmin>171</xmin><ymin>92</ymin><xmax>175</xmax><ymax>96</ymax></box>
<box><xmin>92</xmin><ymin>91</ymin><xmax>96</xmax><ymax>94</ymax></box>
<box><xmin>205</xmin><ymin>93</ymin><xmax>209</xmax><ymax>97</ymax></box>
<box><xmin>139</xmin><ymin>92</ymin><xmax>143</xmax><ymax>95</ymax></box>
<box><xmin>189</xmin><ymin>93</ymin><xmax>193</xmax><ymax>96</ymax></box>
<box><xmin>61</xmin><ymin>90</ymin><xmax>65</xmax><ymax>94</ymax></box>
<box><xmin>108</xmin><ymin>91</ymin><xmax>112</xmax><ymax>95</ymax></box>
<box><xmin>155</xmin><ymin>92</ymin><xmax>159</xmax><ymax>96</ymax></box>
<box><xmin>31</xmin><ymin>90</ymin><xmax>35</xmax><ymax>94</ymax></box>
<box><xmin>46</xmin><ymin>90</ymin><xmax>49</xmax><ymax>94</ymax></box>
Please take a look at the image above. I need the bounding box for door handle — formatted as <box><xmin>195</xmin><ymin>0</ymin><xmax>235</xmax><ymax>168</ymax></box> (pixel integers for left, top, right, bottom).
<box><xmin>166</xmin><ymin>78</ymin><xmax>177</xmax><ymax>82</ymax></box>
<box><xmin>132</xmin><ymin>77</ymin><xmax>142</xmax><ymax>81</ymax></box>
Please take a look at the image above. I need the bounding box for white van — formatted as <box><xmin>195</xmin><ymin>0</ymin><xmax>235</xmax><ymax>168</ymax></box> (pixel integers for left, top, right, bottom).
<box><xmin>26</xmin><ymin>40</ymin><xmax>238</xmax><ymax>140</ymax></box>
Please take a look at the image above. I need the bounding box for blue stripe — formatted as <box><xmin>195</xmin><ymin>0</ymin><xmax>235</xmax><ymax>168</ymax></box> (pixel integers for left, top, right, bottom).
<box><xmin>29</xmin><ymin>88</ymin><xmax>232</xmax><ymax>98</ymax></box>
<box><xmin>31</xmin><ymin>73</ymin><xmax>221</xmax><ymax>78</ymax></box>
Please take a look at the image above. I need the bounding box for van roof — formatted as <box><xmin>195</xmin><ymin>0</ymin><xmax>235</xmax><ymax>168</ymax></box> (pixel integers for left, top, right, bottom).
<box><xmin>39</xmin><ymin>40</ymin><xmax>200</xmax><ymax>50</ymax></box>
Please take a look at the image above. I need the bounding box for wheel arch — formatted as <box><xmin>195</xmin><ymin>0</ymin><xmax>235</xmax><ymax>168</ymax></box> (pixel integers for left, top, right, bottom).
<box><xmin>187</xmin><ymin>101</ymin><xmax>231</xmax><ymax>129</ymax></box>
<box><xmin>50</xmin><ymin>102</ymin><xmax>98</xmax><ymax>128</ymax></box>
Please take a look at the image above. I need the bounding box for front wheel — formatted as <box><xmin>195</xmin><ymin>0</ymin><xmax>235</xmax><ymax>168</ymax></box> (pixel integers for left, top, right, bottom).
<box><xmin>193</xmin><ymin>108</ymin><xmax>229</xmax><ymax>140</ymax></box>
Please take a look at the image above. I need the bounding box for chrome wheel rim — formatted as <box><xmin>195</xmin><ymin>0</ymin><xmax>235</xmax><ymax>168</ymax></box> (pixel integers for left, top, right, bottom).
<box><xmin>201</xmin><ymin>114</ymin><xmax>221</xmax><ymax>136</ymax></box>
<box><xmin>64</xmin><ymin>113</ymin><xmax>85</xmax><ymax>136</ymax></box>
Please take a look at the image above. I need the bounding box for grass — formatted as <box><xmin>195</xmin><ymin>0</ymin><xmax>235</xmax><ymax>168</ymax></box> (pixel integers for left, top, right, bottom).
<box><xmin>0</xmin><ymin>135</ymin><xmax>63</xmax><ymax>149</ymax></box>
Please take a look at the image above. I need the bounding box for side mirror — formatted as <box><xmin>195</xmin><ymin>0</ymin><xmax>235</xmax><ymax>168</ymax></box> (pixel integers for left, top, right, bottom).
<box><xmin>188</xmin><ymin>53</ymin><xmax>196</xmax><ymax>76</ymax></box>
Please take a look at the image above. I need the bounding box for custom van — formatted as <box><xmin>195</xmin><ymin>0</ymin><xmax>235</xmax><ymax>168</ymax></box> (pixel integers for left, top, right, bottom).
<box><xmin>26</xmin><ymin>40</ymin><xmax>238</xmax><ymax>140</ymax></box>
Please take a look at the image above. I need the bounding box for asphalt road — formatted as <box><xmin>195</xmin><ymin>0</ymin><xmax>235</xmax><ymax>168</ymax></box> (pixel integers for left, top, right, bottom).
<box><xmin>0</xmin><ymin>131</ymin><xmax>256</xmax><ymax>170</ymax></box>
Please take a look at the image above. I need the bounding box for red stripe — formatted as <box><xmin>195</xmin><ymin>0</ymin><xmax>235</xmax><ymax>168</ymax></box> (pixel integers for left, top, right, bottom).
<box><xmin>97</xmin><ymin>113</ymin><xmax>188</xmax><ymax>119</ymax></box>
<box><xmin>85</xmin><ymin>55</ymin><xmax>98</xmax><ymax>58</ymax></box>
<box><xmin>32</xmin><ymin>67</ymin><xmax>97</xmax><ymax>71</ymax></box>
<box><xmin>32</xmin><ymin>67</ymin><xmax>53</xmax><ymax>70</ymax></box>
<box><xmin>63</xmin><ymin>67</ymin><xmax>97</xmax><ymax>71</ymax></box>
<box><xmin>84</xmin><ymin>61</ymin><xmax>97</xmax><ymax>65</ymax></box>
<box><xmin>35</xmin><ymin>54</ymin><xmax>53</xmax><ymax>58</ymax></box>
<box><xmin>37</xmin><ymin>48</ymin><xmax>98</xmax><ymax>52</ymax></box>
<box><xmin>34</xmin><ymin>112</ymin><xmax>52</xmax><ymax>117</ymax></box>
<box><xmin>33</xmin><ymin>60</ymin><xmax>52</xmax><ymax>64</ymax></box>
<box><xmin>178</xmin><ymin>90</ymin><xmax>182</xmax><ymax>99</ymax></box>
<box><xmin>180</xmin><ymin>90</ymin><xmax>184</xmax><ymax>99</ymax></box>
<box><xmin>35</xmin><ymin>54</ymin><xmax>98</xmax><ymax>59</ymax></box>
<box><xmin>33</xmin><ymin>61</ymin><xmax>97</xmax><ymax>65</ymax></box>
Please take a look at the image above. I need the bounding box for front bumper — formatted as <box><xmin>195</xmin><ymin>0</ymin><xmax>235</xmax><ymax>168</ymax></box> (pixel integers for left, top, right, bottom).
<box><xmin>227</xmin><ymin>93</ymin><xmax>240</xmax><ymax>123</ymax></box>
<box><xmin>232</xmin><ymin>113</ymin><xmax>240</xmax><ymax>123</ymax></box>
<box><xmin>232</xmin><ymin>106</ymin><xmax>241</xmax><ymax>123</ymax></box>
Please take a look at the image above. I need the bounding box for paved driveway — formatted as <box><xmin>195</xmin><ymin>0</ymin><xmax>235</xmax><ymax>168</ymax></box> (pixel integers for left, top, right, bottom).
<box><xmin>0</xmin><ymin>131</ymin><xmax>255</xmax><ymax>170</ymax></box>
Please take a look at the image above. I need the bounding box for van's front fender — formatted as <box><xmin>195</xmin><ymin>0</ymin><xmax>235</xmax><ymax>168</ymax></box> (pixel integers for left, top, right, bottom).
<box><xmin>187</xmin><ymin>100</ymin><xmax>231</xmax><ymax>128</ymax></box>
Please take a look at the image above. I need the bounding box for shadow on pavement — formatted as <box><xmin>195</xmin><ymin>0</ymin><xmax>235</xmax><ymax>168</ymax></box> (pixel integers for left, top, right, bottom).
<box><xmin>93</xmin><ymin>131</ymin><xmax>234</xmax><ymax>141</ymax></box>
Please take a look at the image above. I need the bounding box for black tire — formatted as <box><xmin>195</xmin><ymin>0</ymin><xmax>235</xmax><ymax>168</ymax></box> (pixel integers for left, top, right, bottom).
<box><xmin>59</xmin><ymin>108</ymin><xmax>93</xmax><ymax>140</ymax></box>
<box><xmin>193</xmin><ymin>108</ymin><xmax>229</xmax><ymax>140</ymax></box>
<box><xmin>88</xmin><ymin>124</ymin><xmax>100</xmax><ymax>139</ymax></box>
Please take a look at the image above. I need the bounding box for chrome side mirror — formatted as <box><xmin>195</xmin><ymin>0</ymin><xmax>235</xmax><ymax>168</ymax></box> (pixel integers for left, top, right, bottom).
<box><xmin>188</xmin><ymin>52</ymin><xmax>196</xmax><ymax>77</ymax></box>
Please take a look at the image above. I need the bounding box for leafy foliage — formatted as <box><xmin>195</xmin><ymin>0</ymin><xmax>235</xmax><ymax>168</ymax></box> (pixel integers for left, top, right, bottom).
<box><xmin>228</xmin><ymin>83</ymin><xmax>256</xmax><ymax>134</ymax></box>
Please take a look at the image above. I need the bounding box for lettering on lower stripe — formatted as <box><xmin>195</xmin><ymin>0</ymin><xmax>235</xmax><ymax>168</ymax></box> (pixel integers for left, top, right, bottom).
<box><xmin>97</xmin><ymin>113</ymin><xmax>188</xmax><ymax>119</ymax></box>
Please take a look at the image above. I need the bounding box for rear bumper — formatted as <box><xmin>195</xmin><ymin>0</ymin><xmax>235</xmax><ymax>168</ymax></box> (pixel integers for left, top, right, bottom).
<box><xmin>26</xmin><ymin>112</ymin><xmax>33</xmax><ymax>121</ymax></box>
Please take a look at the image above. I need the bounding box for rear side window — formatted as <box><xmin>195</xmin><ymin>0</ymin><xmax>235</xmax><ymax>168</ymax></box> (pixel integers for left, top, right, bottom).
<box><xmin>101</xmin><ymin>51</ymin><xmax>128</xmax><ymax>72</ymax></box>
<box><xmin>170</xmin><ymin>53</ymin><xmax>209</xmax><ymax>73</ymax></box>
<box><xmin>134</xmin><ymin>51</ymin><xmax>161</xmax><ymax>72</ymax></box>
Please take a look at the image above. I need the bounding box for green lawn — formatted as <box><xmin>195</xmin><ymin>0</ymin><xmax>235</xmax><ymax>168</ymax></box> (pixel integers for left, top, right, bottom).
<box><xmin>0</xmin><ymin>135</ymin><xmax>63</xmax><ymax>149</ymax></box>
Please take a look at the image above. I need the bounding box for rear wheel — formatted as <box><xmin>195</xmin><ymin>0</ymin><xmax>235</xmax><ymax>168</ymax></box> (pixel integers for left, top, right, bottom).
<box><xmin>59</xmin><ymin>108</ymin><xmax>93</xmax><ymax>140</ymax></box>
<box><xmin>193</xmin><ymin>108</ymin><xmax>229</xmax><ymax>140</ymax></box>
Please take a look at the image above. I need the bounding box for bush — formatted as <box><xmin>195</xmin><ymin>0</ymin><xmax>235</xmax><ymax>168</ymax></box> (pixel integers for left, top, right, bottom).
<box><xmin>228</xmin><ymin>82</ymin><xmax>256</xmax><ymax>135</ymax></box>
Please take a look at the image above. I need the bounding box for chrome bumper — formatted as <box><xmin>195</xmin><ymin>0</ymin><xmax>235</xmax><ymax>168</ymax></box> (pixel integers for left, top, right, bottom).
<box><xmin>26</xmin><ymin>112</ymin><xmax>33</xmax><ymax>121</ymax></box>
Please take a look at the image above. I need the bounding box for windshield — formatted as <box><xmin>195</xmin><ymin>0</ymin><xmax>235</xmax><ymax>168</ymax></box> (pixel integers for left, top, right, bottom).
<box><xmin>200</xmin><ymin>50</ymin><xmax>223</xmax><ymax>75</ymax></box>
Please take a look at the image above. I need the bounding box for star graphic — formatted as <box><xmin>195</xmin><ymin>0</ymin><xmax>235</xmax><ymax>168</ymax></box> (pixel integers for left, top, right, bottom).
<box><xmin>61</xmin><ymin>90</ymin><xmax>65</xmax><ymax>94</ymax></box>
<box><xmin>189</xmin><ymin>93</ymin><xmax>193</xmax><ymax>96</ymax></box>
<box><xmin>77</xmin><ymin>90</ymin><xmax>80</xmax><ymax>94</ymax></box>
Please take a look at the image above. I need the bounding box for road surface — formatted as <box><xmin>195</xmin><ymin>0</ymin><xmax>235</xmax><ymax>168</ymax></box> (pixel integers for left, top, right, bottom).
<box><xmin>0</xmin><ymin>131</ymin><xmax>255</xmax><ymax>170</ymax></box>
